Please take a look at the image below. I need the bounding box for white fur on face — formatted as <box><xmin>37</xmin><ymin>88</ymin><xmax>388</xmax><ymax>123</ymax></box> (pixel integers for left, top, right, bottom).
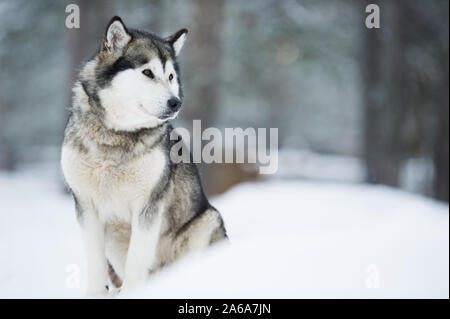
<box><xmin>98</xmin><ymin>58</ymin><xmax>181</xmax><ymax>131</ymax></box>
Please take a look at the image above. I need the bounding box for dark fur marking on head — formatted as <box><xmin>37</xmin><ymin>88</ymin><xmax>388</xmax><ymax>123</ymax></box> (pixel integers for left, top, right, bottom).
<box><xmin>135</xmin><ymin>54</ymin><xmax>149</xmax><ymax>65</ymax></box>
<box><xmin>156</xmin><ymin>45</ymin><xmax>168</xmax><ymax>71</ymax></box>
<box><xmin>96</xmin><ymin>57</ymin><xmax>135</xmax><ymax>87</ymax></box>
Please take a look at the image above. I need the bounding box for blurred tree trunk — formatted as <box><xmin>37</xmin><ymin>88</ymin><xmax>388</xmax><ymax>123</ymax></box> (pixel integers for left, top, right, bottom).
<box><xmin>184</xmin><ymin>0</ymin><xmax>224</xmax><ymax>128</ymax></box>
<box><xmin>362</xmin><ymin>1</ymin><xmax>449</xmax><ymax>201</ymax></box>
<box><xmin>433</xmin><ymin>50</ymin><xmax>449</xmax><ymax>202</ymax></box>
<box><xmin>184</xmin><ymin>0</ymin><xmax>225</xmax><ymax>195</ymax></box>
<box><xmin>362</xmin><ymin>1</ymin><xmax>406</xmax><ymax>187</ymax></box>
<box><xmin>0</xmin><ymin>29</ymin><xmax>17</xmax><ymax>171</ymax></box>
<box><xmin>0</xmin><ymin>103</ymin><xmax>14</xmax><ymax>170</ymax></box>
<box><xmin>431</xmin><ymin>1</ymin><xmax>449</xmax><ymax>202</ymax></box>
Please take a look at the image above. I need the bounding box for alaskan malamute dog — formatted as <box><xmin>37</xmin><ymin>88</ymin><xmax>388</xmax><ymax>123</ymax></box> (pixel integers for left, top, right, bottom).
<box><xmin>61</xmin><ymin>16</ymin><xmax>227</xmax><ymax>295</ymax></box>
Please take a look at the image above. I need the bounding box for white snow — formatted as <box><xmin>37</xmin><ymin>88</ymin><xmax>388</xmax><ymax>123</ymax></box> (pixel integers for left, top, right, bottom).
<box><xmin>0</xmin><ymin>168</ymin><xmax>448</xmax><ymax>299</ymax></box>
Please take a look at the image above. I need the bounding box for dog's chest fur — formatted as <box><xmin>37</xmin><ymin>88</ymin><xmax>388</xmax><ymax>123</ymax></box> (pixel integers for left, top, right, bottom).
<box><xmin>61</xmin><ymin>141</ymin><xmax>166</xmax><ymax>223</ymax></box>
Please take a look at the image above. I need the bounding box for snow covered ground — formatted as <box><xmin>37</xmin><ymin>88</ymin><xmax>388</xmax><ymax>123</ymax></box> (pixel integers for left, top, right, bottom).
<box><xmin>0</xmin><ymin>168</ymin><xmax>448</xmax><ymax>298</ymax></box>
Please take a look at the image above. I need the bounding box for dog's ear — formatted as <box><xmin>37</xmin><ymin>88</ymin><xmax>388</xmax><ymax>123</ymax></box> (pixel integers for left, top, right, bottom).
<box><xmin>165</xmin><ymin>29</ymin><xmax>188</xmax><ymax>56</ymax></box>
<box><xmin>103</xmin><ymin>16</ymin><xmax>131</xmax><ymax>56</ymax></box>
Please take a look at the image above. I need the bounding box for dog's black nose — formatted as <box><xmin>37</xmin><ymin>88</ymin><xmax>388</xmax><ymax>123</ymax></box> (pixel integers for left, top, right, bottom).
<box><xmin>167</xmin><ymin>97</ymin><xmax>181</xmax><ymax>111</ymax></box>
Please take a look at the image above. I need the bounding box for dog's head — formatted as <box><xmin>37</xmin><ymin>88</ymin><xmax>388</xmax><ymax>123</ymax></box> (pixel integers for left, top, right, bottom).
<box><xmin>81</xmin><ymin>16</ymin><xmax>187</xmax><ymax>131</ymax></box>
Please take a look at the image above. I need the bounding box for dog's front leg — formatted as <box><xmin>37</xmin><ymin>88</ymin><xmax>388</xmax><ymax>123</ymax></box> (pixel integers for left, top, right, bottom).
<box><xmin>79</xmin><ymin>209</ymin><xmax>108</xmax><ymax>295</ymax></box>
<box><xmin>121</xmin><ymin>205</ymin><xmax>162</xmax><ymax>291</ymax></box>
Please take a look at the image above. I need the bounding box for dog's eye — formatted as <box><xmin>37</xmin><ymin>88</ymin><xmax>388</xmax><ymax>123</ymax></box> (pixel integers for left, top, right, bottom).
<box><xmin>169</xmin><ymin>74</ymin><xmax>174</xmax><ymax>81</ymax></box>
<box><xmin>142</xmin><ymin>69</ymin><xmax>154</xmax><ymax>78</ymax></box>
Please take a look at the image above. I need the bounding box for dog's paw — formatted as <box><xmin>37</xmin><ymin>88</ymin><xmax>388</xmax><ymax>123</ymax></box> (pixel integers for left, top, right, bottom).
<box><xmin>107</xmin><ymin>286</ymin><xmax>121</xmax><ymax>298</ymax></box>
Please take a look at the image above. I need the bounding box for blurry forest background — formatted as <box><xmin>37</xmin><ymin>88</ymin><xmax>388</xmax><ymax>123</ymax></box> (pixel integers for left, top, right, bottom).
<box><xmin>0</xmin><ymin>0</ymin><xmax>448</xmax><ymax>201</ymax></box>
